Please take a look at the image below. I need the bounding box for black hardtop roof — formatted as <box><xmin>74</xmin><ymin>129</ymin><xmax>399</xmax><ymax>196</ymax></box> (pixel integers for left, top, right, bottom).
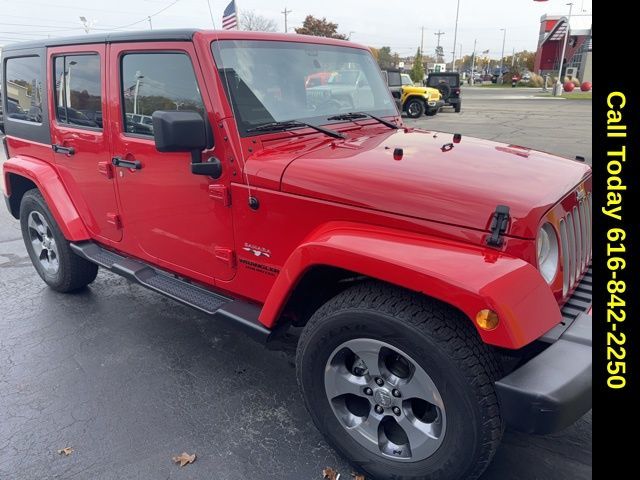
<box><xmin>2</xmin><ymin>29</ymin><xmax>199</xmax><ymax>52</ymax></box>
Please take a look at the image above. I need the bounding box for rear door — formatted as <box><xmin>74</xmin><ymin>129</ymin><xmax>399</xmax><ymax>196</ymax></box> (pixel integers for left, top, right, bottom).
<box><xmin>48</xmin><ymin>45</ymin><xmax>122</xmax><ymax>242</ymax></box>
<box><xmin>106</xmin><ymin>42</ymin><xmax>235</xmax><ymax>282</ymax></box>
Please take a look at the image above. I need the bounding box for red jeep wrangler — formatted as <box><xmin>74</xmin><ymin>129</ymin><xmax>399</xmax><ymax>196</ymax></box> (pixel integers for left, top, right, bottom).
<box><xmin>1</xmin><ymin>30</ymin><xmax>591</xmax><ymax>480</ymax></box>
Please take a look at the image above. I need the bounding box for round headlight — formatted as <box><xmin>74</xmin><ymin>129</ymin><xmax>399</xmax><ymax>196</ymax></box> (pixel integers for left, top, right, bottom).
<box><xmin>537</xmin><ymin>223</ymin><xmax>559</xmax><ymax>283</ymax></box>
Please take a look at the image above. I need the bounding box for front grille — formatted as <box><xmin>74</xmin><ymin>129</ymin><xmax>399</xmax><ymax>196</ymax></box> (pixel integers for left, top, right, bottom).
<box><xmin>558</xmin><ymin>193</ymin><xmax>592</xmax><ymax>296</ymax></box>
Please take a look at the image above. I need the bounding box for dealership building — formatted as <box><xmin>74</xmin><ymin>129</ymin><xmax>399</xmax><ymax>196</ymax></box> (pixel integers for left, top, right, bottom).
<box><xmin>534</xmin><ymin>14</ymin><xmax>592</xmax><ymax>83</ymax></box>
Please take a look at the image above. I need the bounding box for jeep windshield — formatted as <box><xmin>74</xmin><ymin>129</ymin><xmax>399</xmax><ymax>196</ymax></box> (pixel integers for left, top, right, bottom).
<box><xmin>211</xmin><ymin>40</ymin><xmax>396</xmax><ymax>136</ymax></box>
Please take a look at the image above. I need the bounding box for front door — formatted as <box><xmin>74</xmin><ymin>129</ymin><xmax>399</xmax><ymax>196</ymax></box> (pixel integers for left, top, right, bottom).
<box><xmin>49</xmin><ymin>45</ymin><xmax>122</xmax><ymax>242</ymax></box>
<box><xmin>107</xmin><ymin>42</ymin><xmax>235</xmax><ymax>282</ymax></box>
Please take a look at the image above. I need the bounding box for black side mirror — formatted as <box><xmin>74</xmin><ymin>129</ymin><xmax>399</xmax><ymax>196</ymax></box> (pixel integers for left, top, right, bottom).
<box><xmin>152</xmin><ymin>111</ymin><xmax>221</xmax><ymax>178</ymax></box>
<box><xmin>152</xmin><ymin>111</ymin><xmax>207</xmax><ymax>153</ymax></box>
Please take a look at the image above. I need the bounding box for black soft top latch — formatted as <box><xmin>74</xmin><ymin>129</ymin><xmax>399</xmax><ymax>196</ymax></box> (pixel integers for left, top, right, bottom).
<box><xmin>487</xmin><ymin>205</ymin><xmax>510</xmax><ymax>247</ymax></box>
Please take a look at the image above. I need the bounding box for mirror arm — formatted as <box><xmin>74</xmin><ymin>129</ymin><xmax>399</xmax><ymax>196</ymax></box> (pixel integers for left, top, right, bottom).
<box><xmin>191</xmin><ymin>150</ymin><xmax>202</xmax><ymax>164</ymax></box>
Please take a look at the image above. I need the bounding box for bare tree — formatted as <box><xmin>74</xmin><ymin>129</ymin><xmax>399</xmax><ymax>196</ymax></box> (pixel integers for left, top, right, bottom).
<box><xmin>239</xmin><ymin>11</ymin><xmax>277</xmax><ymax>32</ymax></box>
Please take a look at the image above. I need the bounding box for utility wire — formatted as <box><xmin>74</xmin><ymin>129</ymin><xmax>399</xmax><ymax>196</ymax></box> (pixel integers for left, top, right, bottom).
<box><xmin>112</xmin><ymin>0</ymin><xmax>181</xmax><ymax>30</ymax></box>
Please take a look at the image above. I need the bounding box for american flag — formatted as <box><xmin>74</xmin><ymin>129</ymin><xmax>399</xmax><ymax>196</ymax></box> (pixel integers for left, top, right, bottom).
<box><xmin>222</xmin><ymin>0</ymin><xmax>238</xmax><ymax>30</ymax></box>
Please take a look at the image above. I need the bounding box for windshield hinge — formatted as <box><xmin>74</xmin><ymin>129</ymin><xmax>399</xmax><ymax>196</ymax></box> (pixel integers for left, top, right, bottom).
<box><xmin>486</xmin><ymin>205</ymin><xmax>510</xmax><ymax>247</ymax></box>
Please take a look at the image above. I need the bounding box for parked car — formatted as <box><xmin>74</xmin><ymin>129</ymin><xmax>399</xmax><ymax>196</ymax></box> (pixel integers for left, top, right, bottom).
<box><xmin>305</xmin><ymin>71</ymin><xmax>334</xmax><ymax>88</ymax></box>
<box><xmin>382</xmin><ymin>68</ymin><xmax>403</xmax><ymax>112</ymax></box>
<box><xmin>1</xmin><ymin>97</ymin><xmax>28</xmax><ymax>128</ymax></box>
<box><xmin>306</xmin><ymin>68</ymin><xmax>375</xmax><ymax>112</ymax></box>
<box><xmin>2</xmin><ymin>30</ymin><xmax>592</xmax><ymax>480</ymax></box>
<box><xmin>426</xmin><ymin>72</ymin><xmax>462</xmax><ymax>112</ymax></box>
<box><xmin>383</xmin><ymin>69</ymin><xmax>443</xmax><ymax>118</ymax></box>
<box><xmin>400</xmin><ymin>73</ymin><xmax>443</xmax><ymax>116</ymax></box>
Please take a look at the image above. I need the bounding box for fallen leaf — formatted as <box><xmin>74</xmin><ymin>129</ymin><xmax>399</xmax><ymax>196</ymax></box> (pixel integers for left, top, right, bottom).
<box><xmin>172</xmin><ymin>452</ymin><xmax>196</xmax><ymax>467</ymax></box>
<box><xmin>352</xmin><ymin>473</ymin><xmax>365</xmax><ymax>480</ymax></box>
<box><xmin>57</xmin><ymin>447</ymin><xmax>73</xmax><ymax>456</ymax></box>
<box><xmin>323</xmin><ymin>467</ymin><xmax>340</xmax><ymax>480</ymax></box>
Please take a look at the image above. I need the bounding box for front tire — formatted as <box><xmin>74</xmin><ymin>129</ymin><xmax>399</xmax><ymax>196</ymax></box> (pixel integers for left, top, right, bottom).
<box><xmin>405</xmin><ymin>99</ymin><xmax>425</xmax><ymax>118</ymax></box>
<box><xmin>296</xmin><ymin>282</ymin><xmax>503</xmax><ymax>480</ymax></box>
<box><xmin>20</xmin><ymin>189</ymin><xmax>98</xmax><ymax>292</ymax></box>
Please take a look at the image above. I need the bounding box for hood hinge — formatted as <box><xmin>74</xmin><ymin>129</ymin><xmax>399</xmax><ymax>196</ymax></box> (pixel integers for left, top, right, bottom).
<box><xmin>209</xmin><ymin>185</ymin><xmax>231</xmax><ymax>206</ymax></box>
<box><xmin>486</xmin><ymin>205</ymin><xmax>510</xmax><ymax>247</ymax></box>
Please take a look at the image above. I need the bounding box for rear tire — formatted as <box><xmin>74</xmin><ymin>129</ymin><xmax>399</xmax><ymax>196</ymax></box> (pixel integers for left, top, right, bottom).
<box><xmin>296</xmin><ymin>282</ymin><xmax>503</xmax><ymax>480</ymax></box>
<box><xmin>454</xmin><ymin>103</ymin><xmax>461</xmax><ymax>113</ymax></box>
<box><xmin>20</xmin><ymin>189</ymin><xmax>98</xmax><ymax>292</ymax></box>
<box><xmin>405</xmin><ymin>99</ymin><xmax>425</xmax><ymax>118</ymax></box>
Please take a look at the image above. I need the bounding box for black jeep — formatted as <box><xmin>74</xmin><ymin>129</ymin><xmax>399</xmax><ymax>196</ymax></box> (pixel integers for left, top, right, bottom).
<box><xmin>426</xmin><ymin>72</ymin><xmax>462</xmax><ymax>113</ymax></box>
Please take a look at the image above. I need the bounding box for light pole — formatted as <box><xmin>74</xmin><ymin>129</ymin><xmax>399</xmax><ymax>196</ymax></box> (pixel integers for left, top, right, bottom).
<box><xmin>499</xmin><ymin>28</ymin><xmax>506</xmax><ymax>80</ymax></box>
<box><xmin>451</xmin><ymin>0</ymin><xmax>461</xmax><ymax>71</ymax></box>
<box><xmin>65</xmin><ymin>60</ymin><xmax>77</xmax><ymax>108</ymax></box>
<box><xmin>553</xmin><ymin>2</ymin><xmax>574</xmax><ymax>96</ymax></box>
<box><xmin>133</xmin><ymin>71</ymin><xmax>144</xmax><ymax>115</ymax></box>
<box><xmin>281</xmin><ymin>7</ymin><xmax>292</xmax><ymax>33</ymax></box>
<box><xmin>470</xmin><ymin>39</ymin><xmax>477</xmax><ymax>85</ymax></box>
<box><xmin>79</xmin><ymin>16</ymin><xmax>94</xmax><ymax>34</ymax></box>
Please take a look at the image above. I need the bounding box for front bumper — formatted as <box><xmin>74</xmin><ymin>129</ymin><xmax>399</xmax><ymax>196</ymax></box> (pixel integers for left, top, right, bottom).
<box><xmin>427</xmin><ymin>100</ymin><xmax>444</xmax><ymax>111</ymax></box>
<box><xmin>495</xmin><ymin>268</ymin><xmax>592</xmax><ymax>434</ymax></box>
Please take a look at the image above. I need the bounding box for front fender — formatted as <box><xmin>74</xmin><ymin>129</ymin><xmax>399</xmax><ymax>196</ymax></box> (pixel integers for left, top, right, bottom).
<box><xmin>3</xmin><ymin>155</ymin><xmax>90</xmax><ymax>241</ymax></box>
<box><xmin>260</xmin><ymin>222</ymin><xmax>561</xmax><ymax>349</ymax></box>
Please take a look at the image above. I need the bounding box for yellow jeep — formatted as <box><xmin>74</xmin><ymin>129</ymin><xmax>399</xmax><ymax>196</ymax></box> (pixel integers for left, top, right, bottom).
<box><xmin>401</xmin><ymin>73</ymin><xmax>444</xmax><ymax>118</ymax></box>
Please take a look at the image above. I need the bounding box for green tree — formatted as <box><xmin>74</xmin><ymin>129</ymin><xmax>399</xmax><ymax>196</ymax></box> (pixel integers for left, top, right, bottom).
<box><xmin>376</xmin><ymin>46</ymin><xmax>395</xmax><ymax>69</ymax></box>
<box><xmin>295</xmin><ymin>15</ymin><xmax>348</xmax><ymax>39</ymax></box>
<box><xmin>410</xmin><ymin>47</ymin><xmax>425</xmax><ymax>83</ymax></box>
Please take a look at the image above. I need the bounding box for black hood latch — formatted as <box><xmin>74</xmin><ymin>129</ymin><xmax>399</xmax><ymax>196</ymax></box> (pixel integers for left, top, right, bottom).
<box><xmin>487</xmin><ymin>205</ymin><xmax>510</xmax><ymax>247</ymax></box>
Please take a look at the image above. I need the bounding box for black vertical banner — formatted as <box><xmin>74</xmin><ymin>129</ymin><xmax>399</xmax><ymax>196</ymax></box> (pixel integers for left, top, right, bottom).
<box><xmin>595</xmin><ymin>3</ymin><xmax>638</xmax><ymax>474</ymax></box>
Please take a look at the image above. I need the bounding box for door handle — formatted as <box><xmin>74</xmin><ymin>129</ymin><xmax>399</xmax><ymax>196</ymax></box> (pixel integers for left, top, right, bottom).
<box><xmin>52</xmin><ymin>144</ymin><xmax>75</xmax><ymax>155</ymax></box>
<box><xmin>112</xmin><ymin>157</ymin><xmax>142</xmax><ymax>170</ymax></box>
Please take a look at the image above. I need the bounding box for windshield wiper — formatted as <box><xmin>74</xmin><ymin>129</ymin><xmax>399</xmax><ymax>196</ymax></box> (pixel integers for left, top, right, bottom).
<box><xmin>327</xmin><ymin>112</ymin><xmax>399</xmax><ymax>130</ymax></box>
<box><xmin>246</xmin><ymin>120</ymin><xmax>345</xmax><ymax>139</ymax></box>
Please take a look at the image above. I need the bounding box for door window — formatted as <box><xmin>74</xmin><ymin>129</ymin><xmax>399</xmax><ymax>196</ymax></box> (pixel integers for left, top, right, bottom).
<box><xmin>53</xmin><ymin>54</ymin><xmax>102</xmax><ymax>129</ymax></box>
<box><xmin>120</xmin><ymin>52</ymin><xmax>205</xmax><ymax>136</ymax></box>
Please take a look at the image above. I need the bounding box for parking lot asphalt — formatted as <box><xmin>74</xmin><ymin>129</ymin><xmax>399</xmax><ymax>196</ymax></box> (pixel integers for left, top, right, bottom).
<box><xmin>407</xmin><ymin>86</ymin><xmax>593</xmax><ymax>165</ymax></box>
<box><xmin>0</xmin><ymin>88</ymin><xmax>591</xmax><ymax>480</ymax></box>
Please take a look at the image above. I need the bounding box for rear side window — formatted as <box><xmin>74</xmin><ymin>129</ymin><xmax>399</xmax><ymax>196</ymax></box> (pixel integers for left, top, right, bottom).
<box><xmin>120</xmin><ymin>52</ymin><xmax>205</xmax><ymax>136</ymax></box>
<box><xmin>54</xmin><ymin>54</ymin><xmax>102</xmax><ymax>129</ymax></box>
<box><xmin>5</xmin><ymin>56</ymin><xmax>43</xmax><ymax>123</ymax></box>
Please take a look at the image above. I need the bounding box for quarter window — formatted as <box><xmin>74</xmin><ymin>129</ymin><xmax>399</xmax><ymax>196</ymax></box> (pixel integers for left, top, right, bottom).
<box><xmin>120</xmin><ymin>52</ymin><xmax>205</xmax><ymax>136</ymax></box>
<box><xmin>5</xmin><ymin>56</ymin><xmax>43</xmax><ymax>123</ymax></box>
<box><xmin>54</xmin><ymin>54</ymin><xmax>102</xmax><ymax>129</ymax></box>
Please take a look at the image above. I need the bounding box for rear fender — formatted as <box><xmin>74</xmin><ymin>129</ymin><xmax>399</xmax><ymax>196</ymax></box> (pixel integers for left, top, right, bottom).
<box><xmin>3</xmin><ymin>155</ymin><xmax>90</xmax><ymax>240</ymax></box>
<box><xmin>260</xmin><ymin>222</ymin><xmax>561</xmax><ymax>349</ymax></box>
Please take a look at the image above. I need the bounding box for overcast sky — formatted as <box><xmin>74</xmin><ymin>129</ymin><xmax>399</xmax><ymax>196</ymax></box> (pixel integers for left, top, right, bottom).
<box><xmin>1</xmin><ymin>0</ymin><xmax>592</xmax><ymax>58</ymax></box>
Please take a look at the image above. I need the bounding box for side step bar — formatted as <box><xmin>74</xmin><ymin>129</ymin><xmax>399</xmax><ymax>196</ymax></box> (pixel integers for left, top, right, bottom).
<box><xmin>70</xmin><ymin>241</ymin><xmax>271</xmax><ymax>343</ymax></box>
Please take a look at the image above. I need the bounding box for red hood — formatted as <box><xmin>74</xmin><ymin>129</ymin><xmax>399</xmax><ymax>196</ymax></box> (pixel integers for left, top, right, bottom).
<box><xmin>247</xmin><ymin>128</ymin><xmax>592</xmax><ymax>238</ymax></box>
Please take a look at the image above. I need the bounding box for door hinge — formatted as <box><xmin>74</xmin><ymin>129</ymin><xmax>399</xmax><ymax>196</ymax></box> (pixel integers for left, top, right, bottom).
<box><xmin>214</xmin><ymin>247</ymin><xmax>235</xmax><ymax>268</ymax></box>
<box><xmin>208</xmin><ymin>185</ymin><xmax>231</xmax><ymax>206</ymax></box>
<box><xmin>98</xmin><ymin>161</ymin><xmax>114</xmax><ymax>179</ymax></box>
<box><xmin>106</xmin><ymin>213</ymin><xmax>122</xmax><ymax>229</ymax></box>
<box><xmin>486</xmin><ymin>205</ymin><xmax>510</xmax><ymax>247</ymax></box>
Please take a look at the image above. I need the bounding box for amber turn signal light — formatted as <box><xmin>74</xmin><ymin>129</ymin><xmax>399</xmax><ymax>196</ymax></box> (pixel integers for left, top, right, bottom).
<box><xmin>476</xmin><ymin>309</ymin><xmax>499</xmax><ymax>331</ymax></box>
